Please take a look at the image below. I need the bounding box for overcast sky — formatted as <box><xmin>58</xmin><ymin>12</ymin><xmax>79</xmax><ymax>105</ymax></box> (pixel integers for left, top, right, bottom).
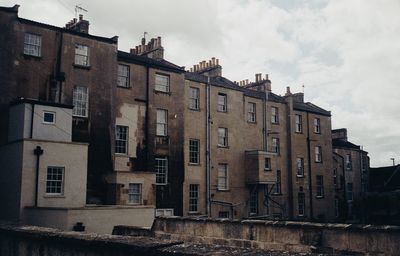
<box><xmin>4</xmin><ymin>0</ymin><xmax>400</xmax><ymax>167</ymax></box>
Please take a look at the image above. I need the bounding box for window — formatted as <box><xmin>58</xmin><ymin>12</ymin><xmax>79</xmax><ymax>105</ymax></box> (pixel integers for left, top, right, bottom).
<box><xmin>218</xmin><ymin>127</ymin><xmax>228</xmax><ymax>147</ymax></box>
<box><xmin>362</xmin><ymin>156</ymin><xmax>368</xmax><ymax>172</ymax></box>
<box><xmin>274</xmin><ymin>170</ymin><xmax>281</xmax><ymax>194</ymax></box>
<box><xmin>316</xmin><ymin>175</ymin><xmax>324</xmax><ymax>197</ymax></box>
<box><xmin>333</xmin><ymin>168</ymin><xmax>337</xmax><ymax>187</ymax></box>
<box><xmin>334</xmin><ymin>198</ymin><xmax>339</xmax><ymax>218</ymax></box>
<box><xmin>46</xmin><ymin>167</ymin><xmax>64</xmax><ymax>195</ymax></box>
<box><xmin>74</xmin><ymin>44</ymin><xmax>89</xmax><ymax>66</ymax></box>
<box><xmin>189</xmin><ymin>184</ymin><xmax>199</xmax><ymax>213</ymax></box>
<box><xmin>264</xmin><ymin>158</ymin><xmax>271</xmax><ymax>171</ymax></box>
<box><xmin>347</xmin><ymin>183</ymin><xmax>353</xmax><ymax>201</ymax></box>
<box><xmin>218</xmin><ymin>211</ymin><xmax>229</xmax><ymax>218</ymax></box>
<box><xmin>296</xmin><ymin>157</ymin><xmax>304</xmax><ymax>177</ymax></box>
<box><xmin>217</xmin><ymin>93</ymin><xmax>227</xmax><ymax>112</ymax></box>
<box><xmin>115</xmin><ymin>126</ymin><xmax>128</xmax><ymax>154</ymax></box>
<box><xmin>43</xmin><ymin>111</ymin><xmax>55</xmax><ymax>124</ymax></box>
<box><xmin>155</xmin><ymin>157</ymin><xmax>168</xmax><ymax>185</ymax></box>
<box><xmin>315</xmin><ymin>146</ymin><xmax>322</xmax><ymax>162</ymax></box>
<box><xmin>189</xmin><ymin>87</ymin><xmax>200</xmax><ymax>110</ymax></box>
<box><xmin>72</xmin><ymin>86</ymin><xmax>88</xmax><ymax>117</ymax></box>
<box><xmin>218</xmin><ymin>164</ymin><xmax>228</xmax><ymax>190</ymax></box>
<box><xmin>271</xmin><ymin>138</ymin><xmax>279</xmax><ymax>154</ymax></box>
<box><xmin>117</xmin><ymin>64</ymin><xmax>130</xmax><ymax>87</ymax></box>
<box><xmin>314</xmin><ymin>118</ymin><xmax>321</xmax><ymax>133</ymax></box>
<box><xmin>346</xmin><ymin>154</ymin><xmax>352</xmax><ymax>170</ymax></box>
<box><xmin>271</xmin><ymin>107</ymin><xmax>279</xmax><ymax>124</ymax></box>
<box><xmin>295</xmin><ymin>114</ymin><xmax>302</xmax><ymax>133</ymax></box>
<box><xmin>249</xmin><ymin>190</ymin><xmax>258</xmax><ymax>215</ymax></box>
<box><xmin>298</xmin><ymin>191</ymin><xmax>305</xmax><ymax>216</ymax></box>
<box><xmin>155</xmin><ymin>208</ymin><xmax>174</xmax><ymax>217</ymax></box>
<box><xmin>155</xmin><ymin>74</ymin><xmax>170</xmax><ymax>92</ymax></box>
<box><xmin>247</xmin><ymin>102</ymin><xmax>256</xmax><ymax>123</ymax></box>
<box><xmin>24</xmin><ymin>33</ymin><xmax>41</xmax><ymax>57</ymax></box>
<box><xmin>189</xmin><ymin>139</ymin><xmax>200</xmax><ymax>164</ymax></box>
<box><xmin>128</xmin><ymin>183</ymin><xmax>141</xmax><ymax>204</ymax></box>
<box><xmin>156</xmin><ymin>109</ymin><xmax>168</xmax><ymax>136</ymax></box>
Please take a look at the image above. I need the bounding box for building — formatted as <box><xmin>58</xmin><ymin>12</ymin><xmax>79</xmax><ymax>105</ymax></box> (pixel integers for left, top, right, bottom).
<box><xmin>332</xmin><ymin>128</ymin><xmax>369</xmax><ymax>221</ymax></box>
<box><xmin>0</xmin><ymin>4</ymin><xmax>368</xmax><ymax>228</ymax></box>
<box><xmin>182</xmin><ymin>61</ymin><xmax>335</xmax><ymax>221</ymax></box>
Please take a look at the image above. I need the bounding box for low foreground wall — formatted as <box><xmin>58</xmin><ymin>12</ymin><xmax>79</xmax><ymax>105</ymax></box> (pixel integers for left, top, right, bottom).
<box><xmin>147</xmin><ymin>217</ymin><xmax>400</xmax><ymax>255</ymax></box>
<box><xmin>0</xmin><ymin>223</ymin><xmax>182</xmax><ymax>256</ymax></box>
<box><xmin>23</xmin><ymin>205</ymin><xmax>154</xmax><ymax>234</ymax></box>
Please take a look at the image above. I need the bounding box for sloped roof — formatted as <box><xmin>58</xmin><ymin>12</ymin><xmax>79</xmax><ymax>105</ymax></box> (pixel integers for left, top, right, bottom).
<box><xmin>370</xmin><ymin>165</ymin><xmax>400</xmax><ymax>192</ymax></box>
<box><xmin>332</xmin><ymin>138</ymin><xmax>361</xmax><ymax>149</ymax></box>
<box><xmin>118</xmin><ymin>51</ymin><xmax>185</xmax><ymax>73</ymax></box>
<box><xmin>293</xmin><ymin>102</ymin><xmax>331</xmax><ymax>116</ymax></box>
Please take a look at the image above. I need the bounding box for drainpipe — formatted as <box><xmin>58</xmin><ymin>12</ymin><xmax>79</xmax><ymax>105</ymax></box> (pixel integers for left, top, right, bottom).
<box><xmin>262</xmin><ymin>84</ymin><xmax>267</xmax><ymax>151</ymax></box>
<box><xmin>30</xmin><ymin>103</ymin><xmax>35</xmax><ymax>139</ymax></box>
<box><xmin>306</xmin><ymin>112</ymin><xmax>314</xmax><ymax>220</ymax></box>
<box><xmin>206</xmin><ymin>76</ymin><xmax>211</xmax><ymax>216</ymax></box>
<box><xmin>34</xmin><ymin>146</ymin><xmax>44</xmax><ymax>207</ymax></box>
<box><xmin>145</xmin><ymin>66</ymin><xmax>150</xmax><ymax>170</ymax></box>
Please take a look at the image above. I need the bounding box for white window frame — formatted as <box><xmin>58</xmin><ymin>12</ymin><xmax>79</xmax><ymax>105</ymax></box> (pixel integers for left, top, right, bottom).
<box><xmin>247</xmin><ymin>102</ymin><xmax>256</xmax><ymax>123</ymax></box>
<box><xmin>72</xmin><ymin>86</ymin><xmax>89</xmax><ymax>117</ymax></box>
<box><xmin>217</xmin><ymin>93</ymin><xmax>227</xmax><ymax>112</ymax></box>
<box><xmin>217</xmin><ymin>164</ymin><xmax>229</xmax><ymax>190</ymax></box>
<box><xmin>315</xmin><ymin>146</ymin><xmax>322</xmax><ymax>162</ymax></box>
<box><xmin>74</xmin><ymin>44</ymin><xmax>90</xmax><ymax>66</ymax></box>
<box><xmin>115</xmin><ymin>125</ymin><xmax>128</xmax><ymax>154</ymax></box>
<box><xmin>189</xmin><ymin>139</ymin><xmax>200</xmax><ymax>164</ymax></box>
<box><xmin>189</xmin><ymin>87</ymin><xmax>200</xmax><ymax>110</ymax></box>
<box><xmin>295</xmin><ymin>114</ymin><xmax>302</xmax><ymax>133</ymax></box>
<box><xmin>296</xmin><ymin>157</ymin><xmax>304</xmax><ymax>177</ymax></box>
<box><xmin>218</xmin><ymin>127</ymin><xmax>228</xmax><ymax>147</ymax></box>
<box><xmin>155</xmin><ymin>208</ymin><xmax>174</xmax><ymax>217</ymax></box>
<box><xmin>24</xmin><ymin>33</ymin><xmax>42</xmax><ymax>57</ymax></box>
<box><xmin>314</xmin><ymin>118</ymin><xmax>321</xmax><ymax>133</ymax></box>
<box><xmin>43</xmin><ymin>111</ymin><xmax>56</xmax><ymax>124</ymax></box>
<box><xmin>155</xmin><ymin>74</ymin><xmax>170</xmax><ymax>92</ymax></box>
<box><xmin>155</xmin><ymin>157</ymin><xmax>168</xmax><ymax>185</ymax></box>
<box><xmin>271</xmin><ymin>138</ymin><xmax>279</xmax><ymax>154</ymax></box>
<box><xmin>46</xmin><ymin>166</ymin><xmax>64</xmax><ymax>195</ymax></box>
<box><xmin>156</xmin><ymin>109</ymin><xmax>168</xmax><ymax>136</ymax></box>
<box><xmin>316</xmin><ymin>175</ymin><xmax>324</xmax><ymax>198</ymax></box>
<box><xmin>189</xmin><ymin>184</ymin><xmax>199</xmax><ymax>213</ymax></box>
<box><xmin>128</xmin><ymin>183</ymin><xmax>142</xmax><ymax>204</ymax></box>
<box><xmin>117</xmin><ymin>64</ymin><xmax>130</xmax><ymax>88</ymax></box>
<box><xmin>271</xmin><ymin>107</ymin><xmax>279</xmax><ymax>124</ymax></box>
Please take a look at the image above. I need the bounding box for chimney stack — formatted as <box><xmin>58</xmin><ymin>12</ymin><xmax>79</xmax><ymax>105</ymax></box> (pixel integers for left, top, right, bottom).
<box><xmin>189</xmin><ymin>57</ymin><xmax>222</xmax><ymax>77</ymax></box>
<box><xmin>130</xmin><ymin>36</ymin><xmax>164</xmax><ymax>60</ymax></box>
<box><xmin>65</xmin><ymin>15</ymin><xmax>89</xmax><ymax>34</ymax></box>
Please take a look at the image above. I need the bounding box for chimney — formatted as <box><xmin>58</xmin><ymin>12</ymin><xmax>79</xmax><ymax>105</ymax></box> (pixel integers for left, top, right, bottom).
<box><xmin>189</xmin><ymin>57</ymin><xmax>222</xmax><ymax>77</ymax></box>
<box><xmin>65</xmin><ymin>15</ymin><xmax>89</xmax><ymax>34</ymax></box>
<box><xmin>130</xmin><ymin>36</ymin><xmax>164</xmax><ymax>60</ymax></box>
<box><xmin>285</xmin><ymin>86</ymin><xmax>292</xmax><ymax>96</ymax></box>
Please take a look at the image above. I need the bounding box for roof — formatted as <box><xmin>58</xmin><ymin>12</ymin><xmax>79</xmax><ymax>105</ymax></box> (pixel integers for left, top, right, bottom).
<box><xmin>185</xmin><ymin>72</ymin><xmax>285</xmax><ymax>101</ymax></box>
<box><xmin>370</xmin><ymin>165</ymin><xmax>400</xmax><ymax>192</ymax></box>
<box><xmin>293</xmin><ymin>102</ymin><xmax>331</xmax><ymax>116</ymax></box>
<box><xmin>0</xmin><ymin>5</ymin><xmax>118</xmax><ymax>44</ymax></box>
<box><xmin>118</xmin><ymin>51</ymin><xmax>185</xmax><ymax>73</ymax></box>
<box><xmin>10</xmin><ymin>97</ymin><xmax>74</xmax><ymax>109</ymax></box>
<box><xmin>332</xmin><ymin>138</ymin><xmax>361</xmax><ymax>149</ymax></box>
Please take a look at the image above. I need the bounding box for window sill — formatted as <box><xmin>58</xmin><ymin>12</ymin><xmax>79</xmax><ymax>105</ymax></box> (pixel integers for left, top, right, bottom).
<box><xmin>272</xmin><ymin>193</ymin><xmax>282</xmax><ymax>196</ymax></box>
<box><xmin>316</xmin><ymin>196</ymin><xmax>324</xmax><ymax>199</ymax></box>
<box><xmin>188</xmin><ymin>211</ymin><xmax>200</xmax><ymax>215</ymax></box>
<box><xmin>44</xmin><ymin>194</ymin><xmax>65</xmax><ymax>198</ymax></box>
<box><xmin>314</xmin><ymin>161</ymin><xmax>323</xmax><ymax>164</ymax></box>
<box><xmin>127</xmin><ymin>203</ymin><xmax>142</xmax><ymax>206</ymax></box>
<box><xmin>217</xmin><ymin>110</ymin><xmax>227</xmax><ymax>113</ymax></box>
<box><xmin>264</xmin><ymin>168</ymin><xmax>272</xmax><ymax>171</ymax></box>
<box><xmin>115</xmin><ymin>153</ymin><xmax>129</xmax><ymax>156</ymax></box>
<box><xmin>153</xmin><ymin>89</ymin><xmax>171</xmax><ymax>95</ymax></box>
<box><xmin>314</xmin><ymin>132</ymin><xmax>321</xmax><ymax>135</ymax></box>
<box><xmin>247</xmin><ymin>121</ymin><xmax>257</xmax><ymax>124</ymax></box>
<box><xmin>188</xmin><ymin>163</ymin><xmax>201</xmax><ymax>166</ymax></box>
<box><xmin>73</xmin><ymin>64</ymin><xmax>91</xmax><ymax>70</ymax></box>
<box><xmin>217</xmin><ymin>145</ymin><xmax>229</xmax><ymax>149</ymax></box>
<box><xmin>217</xmin><ymin>189</ymin><xmax>230</xmax><ymax>192</ymax></box>
<box><xmin>271</xmin><ymin>122</ymin><xmax>279</xmax><ymax>125</ymax></box>
<box><xmin>73</xmin><ymin>115</ymin><xmax>88</xmax><ymax>119</ymax></box>
<box><xmin>23</xmin><ymin>53</ymin><xmax>42</xmax><ymax>60</ymax></box>
<box><xmin>295</xmin><ymin>131</ymin><xmax>303</xmax><ymax>134</ymax></box>
<box><xmin>42</xmin><ymin>122</ymin><xmax>55</xmax><ymax>125</ymax></box>
<box><xmin>189</xmin><ymin>108</ymin><xmax>201</xmax><ymax>111</ymax></box>
<box><xmin>296</xmin><ymin>175</ymin><xmax>304</xmax><ymax>178</ymax></box>
<box><xmin>117</xmin><ymin>85</ymin><xmax>132</xmax><ymax>89</ymax></box>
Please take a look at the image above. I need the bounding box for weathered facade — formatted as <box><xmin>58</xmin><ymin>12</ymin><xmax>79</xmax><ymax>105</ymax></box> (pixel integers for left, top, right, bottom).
<box><xmin>332</xmin><ymin>128</ymin><xmax>369</xmax><ymax>221</ymax></box>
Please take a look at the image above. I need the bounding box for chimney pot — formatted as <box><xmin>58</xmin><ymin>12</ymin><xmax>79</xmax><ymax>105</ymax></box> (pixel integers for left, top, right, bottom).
<box><xmin>79</xmin><ymin>14</ymin><xmax>83</xmax><ymax>21</ymax></box>
<box><xmin>157</xmin><ymin>36</ymin><xmax>161</xmax><ymax>46</ymax></box>
<box><xmin>265</xmin><ymin>74</ymin><xmax>269</xmax><ymax>80</ymax></box>
<box><xmin>212</xmin><ymin>57</ymin><xmax>216</xmax><ymax>66</ymax></box>
<box><xmin>190</xmin><ymin>67</ymin><xmax>193</xmax><ymax>72</ymax></box>
<box><xmin>209</xmin><ymin>60</ymin><xmax>212</xmax><ymax>67</ymax></box>
<box><xmin>216</xmin><ymin>59</ymin><xmax>219</xmax><ymax>65</ymax></box>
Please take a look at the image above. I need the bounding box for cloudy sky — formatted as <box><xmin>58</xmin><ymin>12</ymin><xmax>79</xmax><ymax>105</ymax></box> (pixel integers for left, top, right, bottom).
<box><xmin>4</xmin><ymin>0</ymin><xmax>400</xmax><ymax>167</ymax></box>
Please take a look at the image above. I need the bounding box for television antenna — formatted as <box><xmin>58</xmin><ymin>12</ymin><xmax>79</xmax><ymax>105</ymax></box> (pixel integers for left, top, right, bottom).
<box><xmin>75</xmin><ymin>4</ymin><xmax>88</xmax><ymax>19</ymax></box>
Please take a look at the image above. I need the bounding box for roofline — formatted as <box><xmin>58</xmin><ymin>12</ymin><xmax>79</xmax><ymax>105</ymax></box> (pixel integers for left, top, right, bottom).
<box><xmin>293</xmin><ymin>107</ymin><xmax>331</xmax><ymax>117</ymax></box>
<box><xmin>17</xmin><ymin>18</ymin><xmax>118</xmax><ymax>44</ymax></box>
<box><xmin>118</xmin><ymin>51</ymin><xmax>185</xmax><ymax>73</ymax></box>
<box><xmin>10</xmin><ymin>97</ymin><xmax>74</xmax><ymax>109</ymax></box>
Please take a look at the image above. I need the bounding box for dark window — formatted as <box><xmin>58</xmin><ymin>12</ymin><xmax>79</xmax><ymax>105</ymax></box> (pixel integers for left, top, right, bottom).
<box><xmin>272</xmin><ymin>138</ymin><xmax>279</xmax><ymax>154</ymax></box>
<box><xmin>297</xmin><ymin>157</ymin><xmax>304</xmax><ymax>176</ymax></box>
<box><xmin>264</xmin><ymin>158</ymin><xmax>271</xmax><ymax>171</ymax></box>
<box><xmin>189</xmin><ymin>87</ymin><xmax>200</xmax><ymax>110</ymax></box>
<box><xmin>295</xmin><ymin>114</ymin><xmax>302</xmax><ymax>133</ymax></box>
<box><xmin>247</xmin><ymin>102</ymin><xmax>256</xmax><ymax>122</ymax></box>
<box><xmin>217</xmin><ymin>93</ymin><xmax>227</xmax><ymax>112</ymax></box>
<box><xmin>314</xmin><ymin>118</ymin><xmax>321</xmax><ymax>133</ymax></box>
<box><xmin>274</xmin><ymin>170</ymin><xmax>281</xmax><ymax>194</ymax></box>
<box><xmin>249</xmin><ymin>189</ymin><xmax>258</xmax><ymax>215</ymax></box>
<box><xmin>271</xmin><ymin>107</ymin><xmax>279</xmax><ymax>124</ymax></box>
<box><xmin>218</xmin><ymin>211</ymin><xmax>229</xmax><ymax>218</ymax></box>
<box><xmin>189</xmin><ymin>184</ymin><xmax>199</xmax><ymax>212</ymax></box>
<box><xmin>115</xmin><ymin>126</ymin><xmax>128</xmax><ymax>154</ymax></box>
<box><xmin>316</xmin><ymin>175</ymin><xmax>324</xmax><ymax>197</ymax></box>
<box><xmin>43</xmin><ymin>111</ymin><xmax>55</xmax><ymax>124</ymax></box>
<box><xmin>298</xmin><ymin>192</ymin><xmax>305</xmax><ymax>216</ymax></box>
<box><xmin>155</xmin><ymin>157</ymin><xmax>168</xmax><ymax>185</ymax></box>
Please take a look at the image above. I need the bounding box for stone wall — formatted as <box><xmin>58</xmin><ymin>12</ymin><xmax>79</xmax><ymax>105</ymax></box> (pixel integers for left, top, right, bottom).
<box><xmin>0</xmin><ymin>223</ymin><xmax>181</xmax><ymax>256</ymax></box>
<box><xmin>149</xmin><ymin>217</ymin><xmax>400</xmax><ymax>255</ymax></box>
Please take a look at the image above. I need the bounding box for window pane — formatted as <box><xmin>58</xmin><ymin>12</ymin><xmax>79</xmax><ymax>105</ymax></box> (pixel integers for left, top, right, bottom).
<box><xmin>155</xmin><ymin>157</ymin><xmax>168</xmax><ymax>184</ymax></box>
<box><xmin>155</xmin><ymin>74</ymin><xmax>170</xmax><ymax>92</ymax></box>
<box><xmin>46</xmin><ymin>167</ymin><xmax>64</xmax><ymax>194</ymax></box>
<box><xmin>72</xmin><ymin>86</ymin><xmax>88</xmax><ymax>117</ymax></box>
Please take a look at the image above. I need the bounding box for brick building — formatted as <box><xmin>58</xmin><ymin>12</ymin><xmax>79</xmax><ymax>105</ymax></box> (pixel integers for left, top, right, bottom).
<box><xmin>0</xmin><ymin>4</ymin><xmax>368</xmax><ymax>228</ymax></box>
